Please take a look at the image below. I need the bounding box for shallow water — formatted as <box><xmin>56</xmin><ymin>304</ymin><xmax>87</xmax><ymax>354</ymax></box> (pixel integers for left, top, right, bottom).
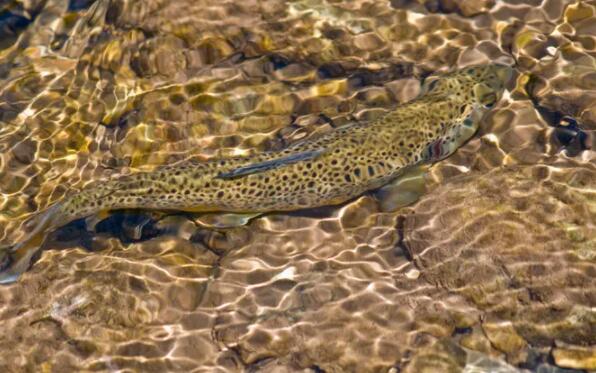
<box><xmin>0</xmin><ymin>0</ymin><xmax>594</xmax><ymax>371</ymax></box>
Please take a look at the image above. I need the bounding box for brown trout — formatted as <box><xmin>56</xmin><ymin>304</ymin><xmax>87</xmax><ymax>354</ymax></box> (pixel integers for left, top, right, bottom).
<box><xmin>0</xmin><ymin>64</ymin><xmax>512</xmax><ymax>283</ymax></box>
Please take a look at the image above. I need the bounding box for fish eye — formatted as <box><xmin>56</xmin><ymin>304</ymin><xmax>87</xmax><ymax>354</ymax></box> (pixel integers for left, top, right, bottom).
<box><xmin>422</xmin><ymin>77</ymin><xmax>440</xmax><ymax>94</ymax></box>
<box><xmin>428</xmin><ymin>80</ymin><xmax>438</xmax><ymax>90</ymax></box>
<box><xmin>465</xmin><ymin>67</ymin><xmax>476</xmax><ymax>75</ymax></box>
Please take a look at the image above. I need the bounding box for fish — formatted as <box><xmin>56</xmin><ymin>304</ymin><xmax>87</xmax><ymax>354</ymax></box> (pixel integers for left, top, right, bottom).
<box><xmin>0</xmin><ymin>64</ymin><xmax>512</xmax><ymax>283</ymax></box>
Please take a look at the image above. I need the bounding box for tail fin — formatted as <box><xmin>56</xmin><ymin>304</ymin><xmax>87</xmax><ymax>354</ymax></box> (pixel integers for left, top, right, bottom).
<box><xmin>0</xmin><ymin>203</ymin><xmax>62</xmax><ymax>284</ymax></box>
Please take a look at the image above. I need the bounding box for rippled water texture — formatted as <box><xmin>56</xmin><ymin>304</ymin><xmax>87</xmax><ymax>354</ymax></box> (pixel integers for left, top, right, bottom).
<box><xmin>0</xmin><ymin>0</ymin><xmax>595</xmax><ymax>371</ymax></box>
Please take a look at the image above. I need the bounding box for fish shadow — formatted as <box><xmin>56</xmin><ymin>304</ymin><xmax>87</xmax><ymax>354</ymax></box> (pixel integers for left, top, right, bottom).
<box><xmin>43</xmin><ymin>211</ymin><xmax>164</xmax><ymax>253</ymax></box>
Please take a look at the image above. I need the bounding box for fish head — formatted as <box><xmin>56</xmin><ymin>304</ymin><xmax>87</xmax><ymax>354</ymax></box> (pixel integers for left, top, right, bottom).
<box><xmin>465</xmin><ymin>64</ymin><xmax>513</xmax><ymax>109</ymax></box>
<box><xmin>421</xmin><ymin>64</ymin><xmax>512</xmax><ymax>109</ymax></box>
<box><xmin>418</xmin><ymin>65</ymin><xmax>513</xmax><ymax>163</ymax></box>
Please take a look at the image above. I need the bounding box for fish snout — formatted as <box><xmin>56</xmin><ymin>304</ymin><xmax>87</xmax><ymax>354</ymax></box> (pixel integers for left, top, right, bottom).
<box><xmin>494</xmin><ymin>64</ymin><xmax>514</xmax><ymax>86</ymax></box>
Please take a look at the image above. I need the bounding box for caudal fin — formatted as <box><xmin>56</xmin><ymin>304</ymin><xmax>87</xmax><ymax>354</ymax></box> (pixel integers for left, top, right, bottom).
<box><xmin>0</xmin><ymin>203</ymin><xmax>62</xmax><ymax>284</ymax></box>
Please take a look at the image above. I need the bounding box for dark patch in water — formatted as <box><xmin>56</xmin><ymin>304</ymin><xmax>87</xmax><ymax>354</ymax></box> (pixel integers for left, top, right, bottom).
<box><xmin>347</xmin><ymin>63</ymin><xmax>413</xmax><ymax>89</ymax></box>
<box><xmin>348</xmin><ymin>70</ymin><xmax>383</xmax><ymax>88</ymax></box>
<box><xmin>68</xmin><ymin>0</ymin><xmax>96</xmax><ymax>12</ymax></box>
<box><xmin>310</xmin><ymin>365</ymin><xmax>327</xmax><ymax>373</ymax></box>
<box><xmin>553</xmin><ymin>123</ymin><xmax>590</xmax><ymax>157</ymax></box>
<box><xmin>534</xmin><ymin>105</ymin><xmax>590</xmax><ymax>156</ymax></box>
<box><xmin>0</xmin><ymin>249</ymin><xmax>13</xmax><ymax>273</ymax></box>
<box><xmin>283</xmin><ymin>205</ymin><xmax>339</xmax><ymax>220</ymax></box>
<box><xmin>95</xmin><ymin>212</ymin><xmax>162</xmax><ymax>244</ymax></box>
<box><xmin>317</xmin><ymin>62</ymin><xmax>346</xmax><ymax>79</ymax></box>
<box><xmin>53</xmin><ymin>219</ymin><xmax>88</xmax><ymax>242</ymax></box>
<box><xmin>130</xmin><ymin>55</ymin><xmax>149</xmax><ymax>78</ymax></box>
<box><xmin>422</xmin><ymin>0</ymin><xmax>494</xmax><ymax>15</ymax></box>
<box><xmin>525</xmin><ymin>78</ymin><xmax>591</xmax><ymax>157</ymax></box>
<box><xmin>48</xmin><ymin>218</ymin><xmax>97</xmax><ymax>252</ymax></box>
<box><xmin>222</xmin><ymin>51</ymin><xmax>247</xmax><ymax>65</ymax></box>
<box><xmin>394</xmin><ymin>214</ymin><xmax>414</xmax><ymax>262</ymax></box>
<box><xmin>452</xmin><ymin>326</ymin><xmax>473</xmax><ymax>336</ymax></box>
<box><xmin>14</xmin><ymin>212</ymin><xmax>164</xmax><ymax>270</ymax></box>
<box><xmin>423</xmin><ymin>0</ymin><xmax>458</xmax><ymax>14</ymax></box>
<box><xmin>268</xmin><ymin>53</ymin><xmax>291</xmax><ymax>70</ymax></box>
<box><xmin>88</xmin><ymin>29</ymin><xmax>113</xmax><ymax>47</ymax></box>
<box><xmin>321</xmin><ymin>27</ymin><xmax>347</xmax><ymax>40</ymax></box>
<box><xmin>520</xmin><ymin>348</ymin><xmax>587</xmax><ymax>373</ymax></box>
<box><xmin>105</xmin><ymin>1</ymin><xmax>123</xmax><ymax>25</ymax></box>
<box><xmin>389</xmin><ymin>0</ymin><xmax>419</xmax><ymax>9</ymax></box>
<box><xmin>318</xmin><ymin>113</ymin><xmax>337</xmax><ymax>128</ymax></box>
<box><xmin>99</xmin><ymin>108</ymin><xmax>140</xmax><ymax>133</ymax></box>
<box><xmin>50</xmin><ymin>34</ymin><xmax>69</xmax><ymax>50</ymax></box>
<box><xmin>116</xmin><ymin>109</ymin><xmax>140</xmax><ymax>131</ymax></box>
<box><xmin>0</xmin><ymin>10</ymin><xmax>32</xmax><ymax>49</ymax></box>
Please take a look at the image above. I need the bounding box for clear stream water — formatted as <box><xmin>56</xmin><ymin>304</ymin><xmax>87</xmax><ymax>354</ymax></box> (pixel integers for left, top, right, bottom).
<box><xmin>0</xmin><ymin>0</ymin><xmax>594</xmax><ymax>372</ymax></box>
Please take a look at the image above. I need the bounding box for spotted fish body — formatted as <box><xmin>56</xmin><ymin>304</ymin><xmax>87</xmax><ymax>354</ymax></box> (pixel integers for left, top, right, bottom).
<box><xmin>0</xmin><ymin>64</ymin><xmax>511</xmax><ymax>283</ymax></box>
<box><xmin>64</xmin><ymin>65</ymin><xmax>511</xmax><ymax>215</ymax></box>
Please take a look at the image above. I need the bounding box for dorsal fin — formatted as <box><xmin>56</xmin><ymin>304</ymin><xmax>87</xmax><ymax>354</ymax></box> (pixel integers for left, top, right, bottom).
<box><xmin>216</xmin><ymin>149</ymin><xmax>325</xmax><ymax>180</ymax></box>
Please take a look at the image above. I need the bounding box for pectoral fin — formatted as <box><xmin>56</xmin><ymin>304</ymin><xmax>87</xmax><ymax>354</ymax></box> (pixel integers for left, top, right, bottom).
<box><xmin>373</xmin><ymin>165</ymin><xmax>428</xmax><ymax>212</ymax></box>
<box><xmin>193</xmin><ymin>212</ymin><xmax>262</xmax><ymax>228</ymax></box>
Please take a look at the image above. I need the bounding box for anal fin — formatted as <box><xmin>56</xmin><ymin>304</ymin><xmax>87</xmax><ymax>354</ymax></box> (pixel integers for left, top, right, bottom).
<box><xmin>373</xmin><ymin>165</ymin><xmax>428</xmax><ymax>212</ymax></box>
<box><xmin>193</xmin><ymin>212</ymin><xmax>262</xmax><ymax>228</ymax></box>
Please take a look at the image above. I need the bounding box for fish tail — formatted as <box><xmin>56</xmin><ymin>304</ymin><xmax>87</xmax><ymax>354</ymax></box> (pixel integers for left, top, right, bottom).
<box><xmin>0</xmin><ymin>203</ymin><xmax>64</xmax><ymax>284</ymax></box>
